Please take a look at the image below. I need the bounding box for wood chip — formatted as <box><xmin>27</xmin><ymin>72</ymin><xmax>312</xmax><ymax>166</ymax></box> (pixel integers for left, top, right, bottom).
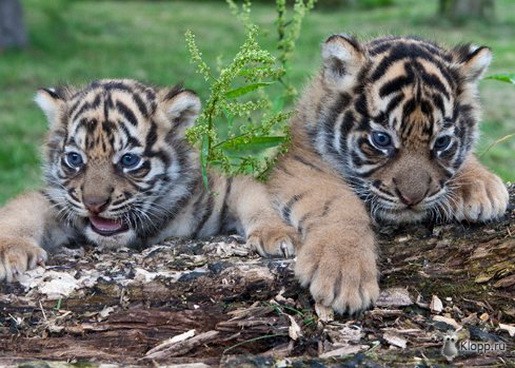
<box><xmin>319</xmin><ymin>344</ymin><xmax>366</xmax><ymax>358</ymax></box>
<box><xmin>146</xmin><ymin>329</ymin><xmax>196</xmax><ymax>356</ymax></box>
<box><xmin>493</xmin><ymin>274</ymin><xmax>515</xmax><ymax>288</ymax></box>
<box><xmin>432</xmin><ymin>315</ymin><xmax>462</xmax><ymax>330</ymax></box>
<box><xmin>383</xmin><ymin>332</ymin><xmax>407</xmax><ymax>349</ymax></box>
<box><xmin>144</xmin><ymin>330</ymin><xmax>219</xmax><ymax>359</ymax></box>
<box><xmin>375</xmin><ymin>288</ymin><xmax>413</xmax><ymax>307</ymax></box>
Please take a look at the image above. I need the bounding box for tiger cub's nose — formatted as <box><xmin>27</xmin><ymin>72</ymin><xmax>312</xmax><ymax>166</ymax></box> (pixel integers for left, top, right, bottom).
<box><xmin>396</xmin><ymin>190</ymin><xmax>425</xmax><ymax>206</ymax></box>
<box><xmin>83</xmin><ymin>195</ymin><xmax>110</xmax><ymax>214</ymax></box>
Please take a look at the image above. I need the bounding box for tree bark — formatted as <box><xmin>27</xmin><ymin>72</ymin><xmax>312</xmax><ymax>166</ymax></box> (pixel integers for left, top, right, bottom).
<box><xmin>0</xmin><ymin>0</ymin><xmax>27</xmax><ymax>49</ymax></box>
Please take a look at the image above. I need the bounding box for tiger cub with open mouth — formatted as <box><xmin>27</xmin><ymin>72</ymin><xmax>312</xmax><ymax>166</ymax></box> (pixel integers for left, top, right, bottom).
<box><xmin>0</xmin><ymin>79</ymin><xmax>295</xmax><ymax>281</ymax></box>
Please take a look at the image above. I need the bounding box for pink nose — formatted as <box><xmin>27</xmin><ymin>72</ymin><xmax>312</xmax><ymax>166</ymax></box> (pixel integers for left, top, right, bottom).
<box><xmin>397</xmin><ymin>191</ymin><xmax>424</xmax><ymax>207</ymax></box>
<box><xmin>83</xmin><ymin>196</ymin><xmax>110</xmax><ymax>214</ymax></box>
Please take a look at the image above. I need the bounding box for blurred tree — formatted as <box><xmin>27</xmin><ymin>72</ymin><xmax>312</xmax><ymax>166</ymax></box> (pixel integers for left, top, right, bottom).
<box><xmin>439</xmin><ymin>0</ymin><xmax>495</xmax><ymax>22</ymax></box>
<box><xmin>0</xmin><ymin>0</ymin><xmax>27</xmax><ymax>51</ymax></box>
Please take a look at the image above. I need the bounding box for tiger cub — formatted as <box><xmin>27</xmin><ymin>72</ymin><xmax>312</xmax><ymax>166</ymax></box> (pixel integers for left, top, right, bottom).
<box><xmin>0</xmin><ymin>79</ymin><xmax>295</xmax><ymax>281</ymax></box>
<box><xmin>268</xmin><ymin>36</ymin><xmax>509</xmax><ymax>314</ymax></box>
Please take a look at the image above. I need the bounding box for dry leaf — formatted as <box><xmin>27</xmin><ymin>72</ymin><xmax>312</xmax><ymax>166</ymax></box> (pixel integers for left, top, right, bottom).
<box><xmin>480</xmin><ymin>312</ymin><xmax>490</xmax><ymax>322</ymax></box>
<box><xmin>498</xmin><ymin>323</ymin><xmax>515</xmax><ymax>337</ymax></box>
<box><xmin>287</xmin><ymin>315</ymin><xmax>302</xmax><ymax>341</ymax></box>
<box><xmin>430</xmin><ymin>295</ymin><xmax>443</xmax><ymax>314</ymax></box>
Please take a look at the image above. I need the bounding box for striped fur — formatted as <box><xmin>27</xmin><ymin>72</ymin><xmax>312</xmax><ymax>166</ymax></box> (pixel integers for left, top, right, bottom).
<box><xmin>0</xmin><ymin>79</ymin><xmax>295</xmax><ymax>282</ymax></box>
<box><xmin>268</xmin><ymin>36</ymin><xmax>509</xmax><ymax>314</ymax></box>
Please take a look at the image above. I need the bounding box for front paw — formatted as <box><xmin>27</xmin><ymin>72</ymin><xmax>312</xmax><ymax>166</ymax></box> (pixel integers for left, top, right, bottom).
<box><xmin>452</xmin><ymin>171</ymin><xmax>509</xmax><ymax>222</ymax></box>
<box><xmin>295</xmin><ymin>235</ymin><xmax>379</xmax><ymax>314</ymax></box>
<box><xmin>246</xmin><ymin>223</ymin><xmax>297</xmax><ymax>258</ymax></box>
<box><xmin>0</xmin><ymin>237</ymin><xmax>47</xmax><ymax>282</ymax></box>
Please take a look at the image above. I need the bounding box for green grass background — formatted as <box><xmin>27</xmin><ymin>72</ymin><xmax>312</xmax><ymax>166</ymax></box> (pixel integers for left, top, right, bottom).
<box><xmin>0</xmin><ymin>0</ymin><xmax>513</xmax><ymax>204</ymax></box>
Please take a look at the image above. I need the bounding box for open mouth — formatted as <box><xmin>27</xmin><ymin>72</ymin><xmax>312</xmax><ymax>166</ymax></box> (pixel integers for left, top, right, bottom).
<box><xmin>89</xmin><ymin>215</ymin><xmax>129</xmax><ymax>236</ymax></box>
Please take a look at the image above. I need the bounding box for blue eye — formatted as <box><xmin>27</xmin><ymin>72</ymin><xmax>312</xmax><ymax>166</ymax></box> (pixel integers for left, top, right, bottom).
<box><xmin>120</xmin><ymin>153</ymin><xmax>141</xmax><ymax>169</ymax></box>
<box><xmin>434</xmin><ymin>135</ymin><xmax>452</xmax><ymax>151</ymax></box>
<box><xmin>65</xmin><ymin>152</ymin><xmax>84</xmax><ymax>169</ymax></box>
<box><xmin>371</xmin><ymin>131</ymin><xmax>392</xmax><ymax>149</ymax></box>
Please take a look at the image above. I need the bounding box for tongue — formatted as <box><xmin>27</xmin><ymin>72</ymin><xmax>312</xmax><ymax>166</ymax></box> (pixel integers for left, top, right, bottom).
<box><xmin>89</xmin><ymin>216</ymin><xmax>124</xmax><ymax>232</ymax></box>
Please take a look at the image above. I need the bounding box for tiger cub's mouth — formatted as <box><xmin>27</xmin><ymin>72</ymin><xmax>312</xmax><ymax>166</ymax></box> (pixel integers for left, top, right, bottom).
<box><xmin>89</xmin><ymin>215</ymin><xmax>129</xmax><ymax>236</ymax></box>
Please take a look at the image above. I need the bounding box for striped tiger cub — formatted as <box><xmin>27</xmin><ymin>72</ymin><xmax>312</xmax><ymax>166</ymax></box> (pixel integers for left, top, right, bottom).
<box><xmin>0</xmin><ymin>79</ymin><xmax>295</xmax><ymax>281</ymax></box>
<box><xmin>268</xmin><ymin>35</ymin><xmax>509</xmax><ymax>314</ymax></box>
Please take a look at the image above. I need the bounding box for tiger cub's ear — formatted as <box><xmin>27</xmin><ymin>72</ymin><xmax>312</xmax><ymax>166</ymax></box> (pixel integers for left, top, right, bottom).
<box><xmin>452</xmin><ymin>44</ymin><xmax>492</xmax><ymax>82</ymax></box>
<box><xmin>34</xmin><ymin>86</ymin><xmax>75</xmax><ymax>128</ymax></box>
<box><xmin>34</xmin><ymin>87</ymin><xmax>69</xmax><ymax>129</ymax></box>
<box><xmin>322</xmin><ymin>34</ymin><xmax>367</xmax><ymax>89</ymax></box>
<box><xmin>160</xmin><ymin>88</ymin><xmax>201</xmax><ymax>136</ymax></box>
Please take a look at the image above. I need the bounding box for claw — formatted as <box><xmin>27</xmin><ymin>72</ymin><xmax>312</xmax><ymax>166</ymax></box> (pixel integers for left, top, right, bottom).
<box><xmin>280</xmin><ymin>240</ymin><xmax>295</xmax><ymax>258</ymax></box>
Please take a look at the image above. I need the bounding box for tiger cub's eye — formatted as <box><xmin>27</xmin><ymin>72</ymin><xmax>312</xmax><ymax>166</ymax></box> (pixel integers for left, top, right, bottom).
<box><xmin>371</xmin><ymin>131</ymin><xmax>392</xmax><ymax>149</ymax></box>
<box><xmin>65</xmin><ymin>152</ymin><xmax>84</xmax><ymax>169</ymax></box>
<box><xmin>434</xmin><ymin>135</ymin><xmax>452</xmax><ymax>151</ymax></box>
<box><xmin>120</xmin><ymin>153</ymin><xmax>141</xmax><ymax>169</ymax></box>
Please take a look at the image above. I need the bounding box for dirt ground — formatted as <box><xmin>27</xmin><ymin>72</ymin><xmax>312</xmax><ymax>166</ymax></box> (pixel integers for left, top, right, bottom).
<box><xmin>1</xmin><ymin>185</ymin><xmax>514</xmax><ymax>367</ymax></box>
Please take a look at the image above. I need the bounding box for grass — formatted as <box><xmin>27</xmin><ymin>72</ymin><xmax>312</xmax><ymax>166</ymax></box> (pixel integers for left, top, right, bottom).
<box><xmin>0</xmin><ymin>0</ymin><xmax>513</xmax><ymax>204</ymax></box>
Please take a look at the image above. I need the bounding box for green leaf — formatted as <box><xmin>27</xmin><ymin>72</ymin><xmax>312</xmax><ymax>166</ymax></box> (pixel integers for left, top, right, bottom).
<box><xmin>485</xmin><ymin>73</ymin><xmax>515</xmax><ymax>85</ymax></box>
<box><xmin>219</xmin><ymin>135</ymin><xmax>286</xmax><ymax>153</ymax></box>
<box><xmin>224</xmin><ymin>82</ymin><xmax>274</xmax><ymax>99</ymax></box>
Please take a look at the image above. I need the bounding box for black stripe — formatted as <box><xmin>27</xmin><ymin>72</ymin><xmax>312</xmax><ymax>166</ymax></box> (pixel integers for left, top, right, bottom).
<box><xmin>379</xmin><ymin>74</ymin><xmax>413</xmax><ymax>97</ymax></box>
<box><xmin>194</xmin><ymin>185</ymin><xmax>215</xmax><ymax>236</ymax></box>
<box><xmin>385</xmin><ymin>93</ymin><xmax>404</xmax><ymax>115</ymax></box>
<box><xmin>281</xmin><ymin>193</ymin><xmax>305</xmax><ymax>224</ymax></box>
<box><xmin>132</xmin><ymin>93</ymin><xmax>148</xmax><ymax>118</ymax></box>
<box><xmin>370</xmin><ymin>44</ymin><xmax>442</xmax><ymax>82</ymax></box>
<box><xmin>70</xmin><ymin>93</ymin><xmax>102</xmax><ymax>122</ymax></box>
<box><xmin>323</xmin><ymin>93</ymin><xmax>351</xmax><ymax>135</ymax></box>
<box><xmin>320</xmin><ymin>197</ymin><xmax>336</xmax><ymax>217</ymax></box>
<box><xmin>292</xmin><ymin>154</ymin><xmax>323</xmax><ymax>172</ymax></box>
<box><xmin>297</xmin><ymin>211</ymin><xmax>315</xmax><ymax>237</ymax></box>
<box><xmin>119</xmin><ymin>121</ymin><xmax>142</xmax><ymax>148</ymax></box>
<box><xmin>219</xmin><ymin>177</ymin><xmax>233</xmax><ymax>231</ymax></box>
<box><xmin>145</xmin><ymin>120</ymin><xmax>157</xmax><ymax>149</ymax></box>
<box><xmin>116</xmin><ymin>100</ymin><xmax>139</xmax><ymax>126</ymax></box>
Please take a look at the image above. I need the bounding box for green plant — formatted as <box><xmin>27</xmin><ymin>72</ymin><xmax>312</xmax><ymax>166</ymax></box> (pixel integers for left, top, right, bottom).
<box><xmin>480</xmin><ymin>73</ymin><xmax>515</xmax><ymax>157</ymax></box>
<box><xmin>185</xmin><ymin>0</ymin><xmax>316</xmax><ymax>186</ymax></box>
<box><xmin>485</xmin><ymin>73</ymin><xmax>515</xmax><ymax>85</ymax></box>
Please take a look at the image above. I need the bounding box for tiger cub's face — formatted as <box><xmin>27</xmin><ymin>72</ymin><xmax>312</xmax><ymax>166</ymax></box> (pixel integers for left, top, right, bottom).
<box><xmin>312</xmin><ymin>36</ymin><xmax>491</xmax><ymax>223</ymax></box>
<box><xmin>36</xmin><ymin>79</ymin><xmax>201</xmax><ymax>248</ymax></box>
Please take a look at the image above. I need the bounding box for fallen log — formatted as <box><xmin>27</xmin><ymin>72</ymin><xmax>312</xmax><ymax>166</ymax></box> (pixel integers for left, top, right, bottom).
<box><xmin>0</xmin><ymin>185</ymin><xmax>513</xmax><ymax>367</ymax></box>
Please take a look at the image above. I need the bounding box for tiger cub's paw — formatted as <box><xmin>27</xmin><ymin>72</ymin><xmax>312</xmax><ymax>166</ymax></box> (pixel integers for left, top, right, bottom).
<box><xmin>452</xmin><ymin>170</ymin><xmax>509</xmax><ymax>222</ymax></box>
<box><xmin>247</xmin><ymin>223</ymin><xmax>297</xmax><ymax>258</ymax></box>
<box><xmin>0</xmin><ymin>237</ymin><xmax>47</xmax><ymax>282</ymax></box>
<box><xmin>295</xmin><ymin>234</ymin><xmax>379</xmax><ymax>314</ymax></box>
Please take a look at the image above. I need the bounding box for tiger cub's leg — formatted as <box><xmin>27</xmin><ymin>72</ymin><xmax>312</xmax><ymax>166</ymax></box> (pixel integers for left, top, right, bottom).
<box><xmin>0</xmin><ymin>192</ymin><xmax>49</xmax><ymax>281</ymax></box>
<box><xmin>269</xmin><ymin>154</ymin><xmax>379</xmax><ymax>314</ymax></box>
<box><xmin>226</xmin><ymin>176</ymin><xmax>297</xmax><ymax>258</ymax></box>
<box><xmin>449</xmin><ymin>155</ymin><xmax>509</xmax><ymax>222</ymax></box>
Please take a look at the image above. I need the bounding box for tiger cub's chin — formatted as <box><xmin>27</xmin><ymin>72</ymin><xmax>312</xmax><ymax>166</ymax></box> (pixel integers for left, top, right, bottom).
<box><xmin>269</xmin><ymin>35</ymin><xmax>509</xmax><ymax>315</ymax></box>
<box><xmin>0</xmin><ymin>79</ymin><xmax>297</xmax><ymax>282</ymax></box>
